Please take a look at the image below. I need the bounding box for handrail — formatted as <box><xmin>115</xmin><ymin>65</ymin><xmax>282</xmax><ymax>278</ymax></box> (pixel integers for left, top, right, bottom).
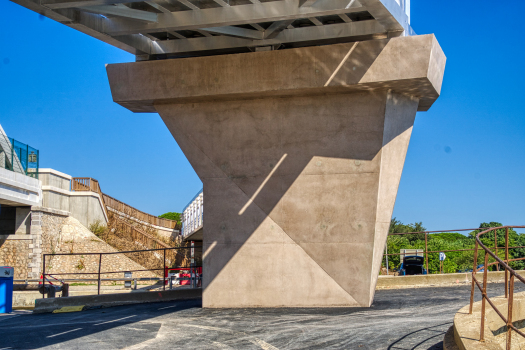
<box><xmin>469</xmin><ymin>225</ymin><xmax>525</xmax><ymax>349</ymax></box>
<box><xmin>103</xmin><ymin>193</ymin><xmax>177</xmax><ymax>229</ymax></box>
<box><xmin>71</xmin><ymin>177</ymin><xmax>177</xmax><ymax>230</ymax></box>
<box><xmin>42</xmin><ymin>245</ymin><xmax>202</xmax><ymax>297</ymax></box>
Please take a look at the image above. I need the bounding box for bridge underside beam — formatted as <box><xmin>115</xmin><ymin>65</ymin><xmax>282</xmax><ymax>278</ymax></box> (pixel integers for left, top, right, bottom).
<box><xmin>10</xmin><ymin>0</ymin><xmax>412</xmax><ymax>58</ymax></box>
<box><xmin>107</xmin><ymin>34</ymin><xmax>445</xmax><ymax>307</ymax></box>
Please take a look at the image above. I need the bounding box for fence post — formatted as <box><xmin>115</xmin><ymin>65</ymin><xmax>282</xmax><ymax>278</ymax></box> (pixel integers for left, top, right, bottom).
<box><xmin>495</xmin><ymin>229</ymin><xmax>499</xmax><ymax>271</ymax></box>
<box><xmin>42</xmin><ymin>254</ymin><xmax>46</xmax><ymax>299</ymax></box>
<box><xmin>163</xmin><ymin>249</ymin><xmax>166</xmax><ymax>291</ymax></box>
<box><xmin>425</xmin><ymin>233</ymin><xmax>429</xmax><ymax>273</ymax></box>
<box><xmin>480</xmin><ymin>251</ymin><xmax>489</xmax><ymax>342</ymax></box>
<box><xmin>505</xmin><ymin>227</ymin><xmax>509</xmax><ymax>299</ymax></box>
<box><xmin>98</xmin><ymin>253</ymin><xmax>102</xmax><ymax>295</ymax></box>
<box><xmin>507</xmin><ymin>274</ymin><xmax>514</xmax><ymax>350</ymax></box>
<box><xmin>470</xmin><ymin>240</ymin><xmax>479</xmax><ymax>314</ymax></box>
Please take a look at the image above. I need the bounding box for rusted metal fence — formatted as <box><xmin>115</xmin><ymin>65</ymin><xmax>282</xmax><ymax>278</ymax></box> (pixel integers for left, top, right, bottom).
<box><xmin>383</xmin><ymin>227</ymin><xmax>525</xmax><ymax>275</ymax></box>
<box><xmin>468</xmin><ymin>226</ymin><xmax>525</xmax><ymax>349</ymax></box>
<box><xmin>42</xmin><ymin>245</ymin><xmax>202</xmax><ymax>298</ymax></box>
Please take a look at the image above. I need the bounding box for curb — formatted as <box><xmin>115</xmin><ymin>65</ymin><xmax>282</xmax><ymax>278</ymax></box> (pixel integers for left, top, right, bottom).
<box><xmin>34</xmin><ymin>288</ymin><xmax>201</xmax><ymax>314</ymax></box>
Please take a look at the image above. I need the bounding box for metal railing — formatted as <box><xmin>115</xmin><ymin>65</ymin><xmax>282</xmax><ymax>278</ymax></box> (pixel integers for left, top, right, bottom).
<box><xmin>0</xmin><ymin>132</ymin><xmax>39</xmax><ymax>178</ymax></box>
<box><xmin>182</xmin><ymin>189</ymin><xmax>203</xmax><ymax>237</ymax></box>
<box><xmin>42</xmin><ymin>245</ymin><xmax>202</xmax><ymax>298</ymax></box>
<box><xmin>468</xmin><ymin>226</ymin><xmax>525</xmax><ymax>349</ymax></box>
<box><xmin>381</xmin><ymin>227</ymin><xmax>525</xmax><ymax>275</ymax></box>
<box><xmin>103</xmin><ymin>193</ymin><xmax>177</xmax><ymax>229</ymax></box>
<box><xmin>71</xmin><ymin>177</ymin><xmax>177</xmax><ymax>230</ymax></box>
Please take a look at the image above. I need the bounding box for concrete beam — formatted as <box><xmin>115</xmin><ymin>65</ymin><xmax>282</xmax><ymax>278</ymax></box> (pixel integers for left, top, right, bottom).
<box><xmin>107</xmin><ymin>35</ymin><xmax>445</xmax><ymax>112</ymax></box>
<box><xmin>114</xmin><ymin>20</ymin><xmax>388</xmax><ymax>57</ymax></box>
<box><xmin>100</xmin><ymin>0</ymin><xmax>365</xmax><ymax>35</ymax></box>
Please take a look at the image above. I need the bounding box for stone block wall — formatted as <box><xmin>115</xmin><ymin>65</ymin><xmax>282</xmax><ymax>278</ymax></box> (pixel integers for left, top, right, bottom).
<box><xmin>0</xmin><ymin>238</ymin><xmax>30</xmax><ymax>279</ymax></box>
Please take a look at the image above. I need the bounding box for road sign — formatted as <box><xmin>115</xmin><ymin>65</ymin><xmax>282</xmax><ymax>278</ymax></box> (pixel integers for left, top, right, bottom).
<box><xmin>0</xmin><ymin>266</ymin><xmax>13</xmax><ymax>278</ymax></box>
<box><xmin>439</xmin><ymin>252</ymin><xmax>446</xmax><ymax>261</ymax></box>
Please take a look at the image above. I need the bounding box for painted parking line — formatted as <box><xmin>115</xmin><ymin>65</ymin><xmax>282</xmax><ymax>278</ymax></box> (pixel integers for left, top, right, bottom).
<box><xmin>47</xmin><ymin>328</ymin><xmax>82</xmax><ymax>338</ymax></box>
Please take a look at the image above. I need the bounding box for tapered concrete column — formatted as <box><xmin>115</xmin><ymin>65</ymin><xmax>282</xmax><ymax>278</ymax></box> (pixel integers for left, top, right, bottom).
<box><xmin>107</xmin><ymin>34</ymin><xmax>445</xmax><ymax>307</ymax></box>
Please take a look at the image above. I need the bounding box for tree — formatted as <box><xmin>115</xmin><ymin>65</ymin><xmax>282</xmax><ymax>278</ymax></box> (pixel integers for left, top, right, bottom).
<box><xmin>159</xmin><ymin>212</ymin><xmax>181</xmax><ymax>222</ymax></box>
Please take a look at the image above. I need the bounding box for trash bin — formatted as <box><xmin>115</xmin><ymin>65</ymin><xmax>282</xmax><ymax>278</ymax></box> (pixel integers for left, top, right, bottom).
<box><xmin>0</xmin><ymin>266</ymin><xmax>14</xmax><ymax>313</ymax></box>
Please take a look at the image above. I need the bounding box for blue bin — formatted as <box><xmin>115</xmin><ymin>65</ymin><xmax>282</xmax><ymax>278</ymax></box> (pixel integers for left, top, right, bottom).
<box><xmin>0</xmin><ymin>267</ymin><xmax>14</xmax><ymax>313</ymax></box>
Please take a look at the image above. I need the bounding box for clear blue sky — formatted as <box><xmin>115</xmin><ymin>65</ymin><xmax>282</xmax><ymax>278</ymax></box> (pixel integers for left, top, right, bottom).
<box><xmin>1</xmin><ymin>1</ymin><xmax>524</xmax><ymax>232</ymax></box>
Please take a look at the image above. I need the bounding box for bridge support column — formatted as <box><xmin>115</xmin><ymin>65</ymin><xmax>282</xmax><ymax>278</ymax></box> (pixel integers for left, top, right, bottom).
<box><xmin>107</xmin><ymin>34</ymin><xmax>445</xmax><ymax>307</ymax></box>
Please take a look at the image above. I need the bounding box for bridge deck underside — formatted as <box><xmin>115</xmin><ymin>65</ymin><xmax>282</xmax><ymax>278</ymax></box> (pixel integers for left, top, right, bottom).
<box><xmin>10</xmin><ymin>0</ymin><xmax>412</xmax><ymax>58</ymax></box>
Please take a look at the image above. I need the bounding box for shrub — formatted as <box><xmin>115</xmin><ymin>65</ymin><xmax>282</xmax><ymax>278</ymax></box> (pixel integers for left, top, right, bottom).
<box><xmin>88</xmin><ymin>220</ymin><xmax>107</xmax><ymax>237</ymax></box>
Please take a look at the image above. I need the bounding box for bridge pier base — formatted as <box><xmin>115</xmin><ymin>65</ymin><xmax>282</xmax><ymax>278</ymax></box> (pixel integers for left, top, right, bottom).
<box><xmin>107</xmin><ymin>34</ymin><xmax>445</xmax><ymax>307</ymax></box>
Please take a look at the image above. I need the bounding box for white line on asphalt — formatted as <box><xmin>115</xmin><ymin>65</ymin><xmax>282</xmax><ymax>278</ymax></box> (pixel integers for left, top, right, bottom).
<box><xmin>0</xmin><ymin>315</ymin><xmax>19</xmax><ymax>323</ymax></box>
<box><xmin>158</xmin><ymin>305</ymin><xmax>178</xmax><ymax>310</ymax></box>
<box><xmin>46</xmin><ymin>328</ymin><xmax>82</xmax><ymax>338</ymax></box>
<box><xmin>94</xmin><ymin>315</ymin><xmax>136</xmax><ymax>326</ymax></box>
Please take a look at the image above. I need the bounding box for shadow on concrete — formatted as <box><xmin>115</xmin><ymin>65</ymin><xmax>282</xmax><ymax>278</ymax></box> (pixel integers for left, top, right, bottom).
<box><xmin>157</xmin><ymin>38</ymin><xmax>420</xmax><ymax>304</ymax></box>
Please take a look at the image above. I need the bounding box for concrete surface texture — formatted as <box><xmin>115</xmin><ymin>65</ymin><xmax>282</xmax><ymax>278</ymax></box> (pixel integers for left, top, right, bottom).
<box><xmin>1</xmin><ymin>284</ymin><xmax>519</xmax><ymax>350</ymax></box>
<box><xmin>376</xmin><ymin>271</ymin><xmax>525</xmax><ymax>290</ymax></box>
<box><xmin>39</xmin><ymin>168</ymin><xmax>108</xmax><ymax>228</ymax></box>
<box><xmin>33</xmin><ymin>288</ymin><xmax>201</xmax><ymax>313</ymax></box>
<box><xmin>453</xmin><ymin>291</ymin><xmax>525</xmax><ymax>350</ymax></box>
<box><xmin>107</xmin><ymin>35</ymin><xmax>446</xmax><ymax>308</ymax></box>
<box><xmin>0</xmin><ymin>166</ymin><xmax>41</xmax><ymax>207</ymax></box>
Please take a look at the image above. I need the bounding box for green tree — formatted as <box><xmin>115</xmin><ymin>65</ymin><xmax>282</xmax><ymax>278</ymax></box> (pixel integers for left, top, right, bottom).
<box><xmin>159</xmin><ymin>212</ymin><xmax>181</xmax><ymax>222</ymax></box>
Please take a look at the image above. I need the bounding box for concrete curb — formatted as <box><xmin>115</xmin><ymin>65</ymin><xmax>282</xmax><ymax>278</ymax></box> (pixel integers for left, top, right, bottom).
<box><xmin>376</xmin><ymin>271</ymin><xmax>525</xmax><ymax>289</ymax></box>
<box><xmin>33</xmin><ymin>288</ymin><xmax>201</xmax><ymax>314</ymax></box>
<box><xmin>443</xmin><ymin>326</ymin><xmax>459</xmax><ymax>350</ymax></box>
<box><xmin>452</xmin><ymin>291</ymin><xmax>525</xmax><ymax>350</ymax></box>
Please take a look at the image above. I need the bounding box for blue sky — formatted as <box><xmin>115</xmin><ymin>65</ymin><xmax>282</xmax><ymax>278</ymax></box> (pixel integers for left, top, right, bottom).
<box><xmin>1</xmin><ymin>1</ymin><xmax>524</xmax><ymax>232</ymax></box>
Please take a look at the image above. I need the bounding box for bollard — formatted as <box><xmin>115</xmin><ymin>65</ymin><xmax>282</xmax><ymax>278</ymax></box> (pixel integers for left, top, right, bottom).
<box><xmin>0</xmin><ymin>266</ymin><xmax>14</xmax><ymax>313</ymax></box>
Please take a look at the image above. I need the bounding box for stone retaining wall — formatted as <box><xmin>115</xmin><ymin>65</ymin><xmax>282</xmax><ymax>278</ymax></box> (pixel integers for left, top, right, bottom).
<box><xmin>0</xmin><ymin>238</ymin><xmax>30</xmax><ymax>279</ymax></box>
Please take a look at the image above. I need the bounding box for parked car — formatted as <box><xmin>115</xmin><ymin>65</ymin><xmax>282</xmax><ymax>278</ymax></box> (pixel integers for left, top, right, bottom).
<box><xmin>399</xmin><ymin>256</ymin><xmax>427</xmax><ymax>276</ymax></box>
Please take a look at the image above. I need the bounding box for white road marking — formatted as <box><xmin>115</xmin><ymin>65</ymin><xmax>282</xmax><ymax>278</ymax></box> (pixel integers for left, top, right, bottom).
<box><xmin>46</xmin><ymin>328</ymin><xmax>82</xmax><ymax>338</ymax></box>
<box><xmin>94</xmin><ymin>315</ymin><xmax>135</xmax><ymax>326</ymax></box>
<box><xmin>157</xmin><ymin>305</ymin><xmax>178</xmax><ymax>310</ymax></box>
<box><xmin>0</xmin><ymin>315</ymin><xmax>19</xmax><ymax>323</ymax></box>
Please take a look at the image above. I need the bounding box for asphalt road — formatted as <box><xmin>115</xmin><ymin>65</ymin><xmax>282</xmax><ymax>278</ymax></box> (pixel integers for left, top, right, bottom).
<box><xmin>1</xmin><ymin>283</ymin><xmax>522</xmax><ymax>350</ymax></box>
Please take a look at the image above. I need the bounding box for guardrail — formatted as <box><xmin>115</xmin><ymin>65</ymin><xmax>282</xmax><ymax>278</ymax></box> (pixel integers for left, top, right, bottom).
<box><xmin>468</xmin><ymin>226</ymin><xmax>525</xmax><ymax>350</ymax></box>
<box><xmin>42</xmin><ymin>245</ymin><xmax>202</xmax><ymax>298</ymax></box>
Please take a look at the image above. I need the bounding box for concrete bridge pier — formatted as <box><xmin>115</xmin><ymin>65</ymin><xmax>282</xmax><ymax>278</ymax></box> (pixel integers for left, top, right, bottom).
<box><xmin>107</xmin><ymin>34</ymin><xmax>446</xmax><ymax>308</ymax></box>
